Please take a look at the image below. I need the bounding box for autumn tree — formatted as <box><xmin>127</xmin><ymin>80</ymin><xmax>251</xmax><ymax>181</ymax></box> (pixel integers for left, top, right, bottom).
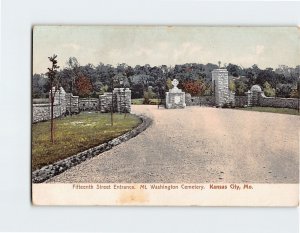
<box><xmin>182</xmin><ymin>80</ymin><xmax>205</xmax><ymax>96</ymax></box>
<box><xmin>46</xmin><ymin>54</ymin><xmax>60</xmax><ymax>144</ymax></box>
<box><xmin>76</xmin><ymin>75</ymin><xmax>93</xmax><ymax>97</ymax></box>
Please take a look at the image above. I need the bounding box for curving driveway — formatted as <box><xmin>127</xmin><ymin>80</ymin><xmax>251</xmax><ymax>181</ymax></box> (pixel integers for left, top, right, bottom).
<box><xmin>48</xmin><ymin>105</ymin><xmax>299</xmax><ymax>183</ymax></box>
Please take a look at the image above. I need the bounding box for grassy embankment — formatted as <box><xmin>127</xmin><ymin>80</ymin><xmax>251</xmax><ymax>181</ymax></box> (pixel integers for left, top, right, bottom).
<box><xmin>236</xmin><ymin>106</ymin><xmax>299</xmax><ymax>115</ymax></box>
<box><xmin>131</xmin><ymin>98</ymin><xmax>161</xmax><ymax>105</ymax></box>
<box><xmin>32</xmin><ymin>112</ymin><xmax>141</xmax><ymax>171</ymax></box>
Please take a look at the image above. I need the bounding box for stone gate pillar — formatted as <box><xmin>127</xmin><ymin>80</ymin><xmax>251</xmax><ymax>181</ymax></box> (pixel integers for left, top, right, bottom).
<box><xmin>250</xmin><ymin>85</ymin><xmax>263</xmax><ymax>106</ymax></box>
<box><xmin>112</xmin><ymin>87</ymin><xmax>131</xmax><ymax>113</ymax></box>
<box><xmin>212</xmin><ymin>69</ymin><xmax>230</xmax><ymax>107</ymax></box>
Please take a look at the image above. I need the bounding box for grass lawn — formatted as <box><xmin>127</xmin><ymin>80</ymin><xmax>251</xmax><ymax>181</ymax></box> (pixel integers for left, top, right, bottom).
<box><xmin>131</xmin><ymin>98</ymin><xmax>161</xmax><ymax>105</ymax></box>
<box><xmin>236</xmin><ymin>106</ymin><xmax>300</xmax><ymax>115</ymax></box>
<box><xmin>32</xmin><ymin>112</ymin><xmax>141</xmax><ymax>171</ymax></box>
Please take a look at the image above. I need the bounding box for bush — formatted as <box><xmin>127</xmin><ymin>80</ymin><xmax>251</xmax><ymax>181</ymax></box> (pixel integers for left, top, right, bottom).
<box><xmin>143</xmin><ymin>97</ymin><xmax>150</xmax><ymax>104</ymax></box>
<box><xmin>143</xmin><ymin>90</ymin><xmax>156</xmax><ymax>104</ymax></box>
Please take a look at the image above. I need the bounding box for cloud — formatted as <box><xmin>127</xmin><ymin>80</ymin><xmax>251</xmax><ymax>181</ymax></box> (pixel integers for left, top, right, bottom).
<box><xmin>255</xmin><ymin>45</ymin><xmax>265</xmax><ymax>56</ymax></box>
<box><xmin>62</xmin><ymin>43</ymin><xmax>81</xmax><ymax>51</ymax></box>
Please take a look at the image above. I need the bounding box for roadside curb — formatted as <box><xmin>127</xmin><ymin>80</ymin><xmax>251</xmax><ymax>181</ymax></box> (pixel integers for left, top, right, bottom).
<box><xmin>32</xmin><ymin>114</ymin><xmax>152</xmax><ymax>183</ymax></box>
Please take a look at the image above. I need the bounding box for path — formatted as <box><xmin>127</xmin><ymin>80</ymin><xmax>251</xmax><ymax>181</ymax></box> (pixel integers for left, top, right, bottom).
<box><xmin>48</xmin><ymin>105</ymin><xmax>299</xmax><ymax>183</ymax></box>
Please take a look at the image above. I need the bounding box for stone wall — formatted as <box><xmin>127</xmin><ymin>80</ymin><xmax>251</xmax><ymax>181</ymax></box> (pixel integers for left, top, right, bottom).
<box><xmin>33</xmin><ymin>87</ymin><xmax>132</xmax><ymax>123</ymax></box>
<box><xmin>259</xmin><ymin>94</ymin><xmax>299</xmax><ymax>109</ymax></box>
<box><xmin>32</xmin><ymin>103</ymin><xmax>63</xmax><ymax>123</ymax></box>
<box><xmin>234</xmin><ymin>96</ymin><xmax>248</xmax><ymax>107</ymax></box>
<box><xmin>65</xmin><ymin>93</ymin><xmax>79</xmax><ymax>114</ymax></box>
<box><xmin>79</xmin><ymin>98</ymin><xmax>99</xmax><ymax>111</ymax></box>
<box><xmin>235</xmin><ymin>85</ymin><xmax>299</xmax><ymax>109</ymax></box>
<box><xmin>99</xmin><ymin>92</ymin><xmax>113</xmax><ymax>113</ymax></box>
<box><xmin>185</xmin><ymin>94</ymin><xmax>215</xmax><ymax>106</ymax></box>
<box><xmin>32</xmin><ymin>87</ymin><xmax>67</xmax><ymax>123</ymax></box>
<box><xmin>228</xmin><ymin>91</ymin><xmax>235</xmax><ymax>106</ymax></box>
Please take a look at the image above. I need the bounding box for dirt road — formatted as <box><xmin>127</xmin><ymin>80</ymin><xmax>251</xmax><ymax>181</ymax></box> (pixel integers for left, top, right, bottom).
<box><xmin>48</xmin><ymin>105</ymin><xmax>299</xmax><ymax>183</ymax></box>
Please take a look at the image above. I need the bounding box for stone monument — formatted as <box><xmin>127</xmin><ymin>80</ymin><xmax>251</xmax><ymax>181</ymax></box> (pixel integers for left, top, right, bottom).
<box><xmin>165</xmin><ymin>79</ymin><xmax>186</xmax><ymax>109</ymax></box>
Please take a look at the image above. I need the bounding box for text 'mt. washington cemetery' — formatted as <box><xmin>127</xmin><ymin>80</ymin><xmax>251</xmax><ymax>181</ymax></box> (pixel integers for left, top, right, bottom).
<box><xmin>32</xmin><ymin>26</ymin><xmax>299</xmax><ymax>184</ymax></box>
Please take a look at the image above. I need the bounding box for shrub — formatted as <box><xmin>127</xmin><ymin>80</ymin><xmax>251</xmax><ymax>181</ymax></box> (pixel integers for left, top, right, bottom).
<box><xmin>143</xmin><ymin>90</ymin><xmax>156</xmax><ymax>104</ymax></box>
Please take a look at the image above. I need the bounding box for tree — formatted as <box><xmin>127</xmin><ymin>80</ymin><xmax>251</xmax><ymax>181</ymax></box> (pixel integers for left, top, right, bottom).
<box><xmin>276</xmin><ymin>84</ymin><xmax>293</xmax><ymax>98</ymax></box>
<box><xmin>290</xmin><ymin>79</ymin><xmax>300</xmax><ymax>99</ymax></box>
<box><xmin>99</xmin><ymin>84</ymin><xmax>109</xmax><ymax>95</ymax></box>
<box><xmin>66</xmin><ymin>57</ymin><xmax>80</xmax><ymax>70</ymax></box>
<box><xmin>290</xmin><ymin>85</ymin><xmax>300</xmax><ymax>98</ymax></box>
<box><xmin>46</xmin><ymin>54</ymin><xmax>60</xmax><ymax>144</ymax></box>
<box><xmin>76</xmin><ymin>75</ymin><xmax>92</xmax><ymax>97</ymax></box>
<box><xmin>182</xmin><ymin>80</ymin><xmax>205</xmax><ymax>96</ymax></box>
<box><xmin>143</xmin><ymin>88</ymin><xmax>156</xmax><ymax>104</ymax></box>
<box><xmin>227</xmin><ymin>63</ymin><xmax>241</xmax><ymax>77</ymax></box>
<box><xmin>229</xmin><ymin>79</ymin><xmax>236</xmax><ymax>92</ymax></box>
<box><xmin>32</xmin><ymin>74</ymin><xmax>49</xmax><ymax>98</ymax></box>
<box><xmin>234</xmin><ymin>79</ymin><xmax>248</xmax><ymax>96</ymax></box>
<box><xmin>263</xmin><ymin>81</ymin><xmax>275</xmax><ymax>97</ymax></box>
<box><xmin>64</xmin><ymin>57</ymin><xmax>81</xmax><ymax>114</ymax></box>
<box><xmin>35</xmin><ymin>59</ymin><xmax>300</xmax><ymax>108</ymax></box>
<box><xmin>166</xmin><ymin>78</ymin><xmax>173</xmax><ymax>90</ymax></box>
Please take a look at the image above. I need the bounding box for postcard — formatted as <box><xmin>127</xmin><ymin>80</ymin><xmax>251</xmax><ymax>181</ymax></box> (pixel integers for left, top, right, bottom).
<box><xmin>32</xmin><ymin>26</ymin><xmax>299</xmax><ymax>206</ymax></box>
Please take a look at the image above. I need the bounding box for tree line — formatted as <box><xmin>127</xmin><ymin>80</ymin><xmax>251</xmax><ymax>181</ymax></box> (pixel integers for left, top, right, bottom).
<box><xmin>32</xmin><ymin>57</ymin><xmax>300</xmax><ymax>99</ymax></box>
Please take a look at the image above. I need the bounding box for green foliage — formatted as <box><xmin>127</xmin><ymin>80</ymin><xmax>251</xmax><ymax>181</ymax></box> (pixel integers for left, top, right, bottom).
<box><xmin>229</xmin><ymin>79</ymin><xmax>236</xmax><ymax>92</ymax></box>
<box><xmin>234</xmin><ymin>80</ymin><xmax>248</xmax><ymax>96</ymax></box>
<box><xmin>237</xmin><ymin>107</ymin><xmax>299</xmax><ymax>116</ymax></box>
<box><xmin>143</xmin><ymin>89</ymin><xmax>156</xmax><ymax>104</ymax></box>
<box><xmin>32</xmin><ymin>74</ymin><xmax>49</xmax><ymax>98</ymax></box>
<box><xmin>33</xmin><ymin>58</ymin><xmax>300</xmax><ymax>100</ymax></box>
<box><xmin>290</xmin><ymin>88</ymin><xmax>299</xmax><ymax>98</ymax></box>
<box><xmin>99</xmin><ymin>84</ymin><xmax>109</xmax><ymax>95</ymax></box>
<box><xmin>276</xmin><ymin>84</ymin><xmax>293</xmax><ymax>98</ymax></box>
<box><xmin>204</xmin><ymin>84</ymin><xmax>212</xmax><ymax>96</ymax></box>
<box><xmin>263</xmin><ymin>81</ymin><xmax>275</xmax><ymax>97</ymax></box>
<box><xmin>32</xmin><ymin>112</ymin><xmax>141</xmax><ymax>171</ymax></box>
<box><xmin>290</xmin><ymin>80</ymin><xmax>300</xmax><ymax>98</ymax></box>
<box><xmin>166</xmin><ymin>78</ymin><xmax>173</xmax><ymax>90</ymax></box>
<box><xmin>227</xmin><ymin>63</ymin><xmax>241</xmax><ymax>77</ymax></box>
<box><xmin>132</xmin><ymin>98</ymin><xmax>160</xmax><ymax>105</ymax></box>
<box><xmin>131</xmin><ymin>98</ymin><xmax>144</xmax><ymax>105</ymax></box>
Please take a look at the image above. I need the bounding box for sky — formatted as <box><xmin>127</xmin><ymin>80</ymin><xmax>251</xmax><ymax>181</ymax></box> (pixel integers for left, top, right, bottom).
<box><xmin>33</xmin><ymin>26</ymin><xmax>300</xmax><ymax>74</ymax></box>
